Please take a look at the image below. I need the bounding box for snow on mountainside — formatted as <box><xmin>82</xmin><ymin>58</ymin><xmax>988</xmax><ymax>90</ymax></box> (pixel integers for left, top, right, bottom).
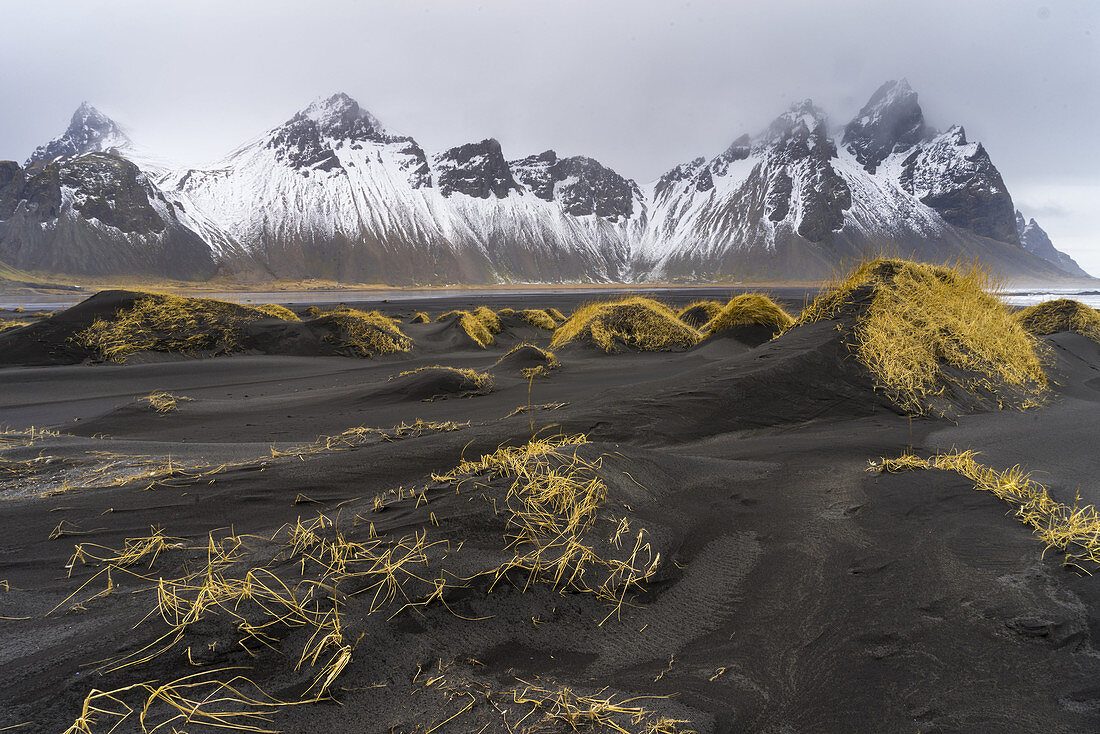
<box><xmin>161</xmin><ymin>94</ymin><xmax>632</xmax><ymax>284</ymax></box>
<box><xmin>0</xmin><ymin>85</ymin><xmax>1090</xmax><ymax>283</ymax></box>
<box><xmin>635</xmin><ymin>80</ymin><xmax>1083</xmax><ymax>281</ymax></box>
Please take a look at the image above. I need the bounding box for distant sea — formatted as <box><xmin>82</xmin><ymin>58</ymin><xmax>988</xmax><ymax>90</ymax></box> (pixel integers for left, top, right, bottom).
<box><xmin>1000</xmin><ymin>289</ymin><xmax>1100</xmax><ymax>308</ymax></box>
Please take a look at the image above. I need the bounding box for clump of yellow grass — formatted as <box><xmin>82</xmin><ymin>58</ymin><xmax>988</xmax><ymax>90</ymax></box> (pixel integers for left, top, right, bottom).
<box><xmin>701</xmin><ymin>294</ymin><xmax>793</xmax><ymax>337</ymax></box>
<box><xmin>546</xmin><ymin>307</ymin><xmax>567</xmax><ymax>323</ymax></box>
<box><xmin>410</xmin><ymin>311</ymin><xmax>430</xmax><ymax>323</ymax></box>
<box><xmin>798</xmin><ymin>258</ymin><xmax>1046</xmax><ymax>414</ymax></box>
<box><xmin>870</xmin><ymin>449</ymin><xmax>1100</xmax><ymax>570</ymax></box>
<box><xmin>143</xmin><ymin>392</ymin><xmax>191</xmax><ymax>413</ymax></box>
<box><xmin>0</xmin><ymin>320</ymin><xmax>34</xmax><ymax>334</ymax></box>
<box><xmin>310</xmin><ymin>306</ymin><xmax>412</xmax><ymax>358</ymax></box>
<box><xmin>550</xmin><ymin>297</ymin><xmax>701</xmax><ymax>353</ymax></box>
<box><xmin>499</xmin><ymin>308</ymin><xmax>558</xmax><ymax>330</ymax></box>
<box><xmin>75</xmin><ymin>292</ymin><xmax>301</xmax><ymax>363</ymax></box>
<box><xmin>436</xmin><ymin>306</ymin><xmax>502</xmax><ymax>348</ymax></box>
<box><xmin>1017</xmin><ymin>299</ymin><xmax>1100</xmax><ymax>342</ymax></box>
<box><xmin>677</xmin><ymin>300</ymin><xmax>724</xmax><ymax>329</ymax></box>
<box><xmin>494</xmin><ymin>343</ymin><xmax>561</xmax><ymax>379</ymax></box>
<box><xmin>392</xmin><ymin>365</ymin><xmax>494</xmax><ymax>395</ymax></box>
<box><xmin>252</xmin><ymin>303</ymin><xmax>300</xmax><ymax>321</ymax></box>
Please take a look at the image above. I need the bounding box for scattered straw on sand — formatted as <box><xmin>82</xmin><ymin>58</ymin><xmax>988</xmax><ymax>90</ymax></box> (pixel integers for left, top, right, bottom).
<box><xmin>870</xmin><ymin>449</ymin><xmax>1100</xmax><ymax>570</ymax></box>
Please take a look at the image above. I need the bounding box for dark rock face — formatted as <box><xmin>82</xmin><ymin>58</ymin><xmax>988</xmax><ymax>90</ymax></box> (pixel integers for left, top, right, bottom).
<box><xmin>843</xmin><ymin>79</ymin><xmax>931</xmax><ymax>173</ymax></box>
<box><xmin>0</xmin><ymin>154</ymin><xmax>217</xmax><ymax>279</ymax></box>
<box><xmin>268</xmin><ymin>93</ymin><xmax>432</xmax><ymax>187</ymax></box>
<box><xmin>433</xmin><ymin>139</ymin><xmax>522</xmax><ymax>199</ymax></box>
<box><xmin>59</xmin><ymin>155</ymin><xmax>166</xmax><ymax>233</ymax></box>
<box><xmin>510</xmin><ymin>150</ymin><xmax>637</xmax><ymax>220</ymax></box>
<box><xmin>1016</xmin><ymin>210</ymin><xmax>1090</xmax><ymax>277</ymax></box>
<box><xmin>26</xmin><ymin>102</ymin><xmax>131</xmax><ymax>165</ymax></box>
<box><xmin>899</xmin><ymin>126</ymin><xmax>1019</xmax><ymax>245</ymax></box>
<box><xmin>760</xmin><ymin>101</ymin><xmax>851</xmax><ymax>241</ymax></box>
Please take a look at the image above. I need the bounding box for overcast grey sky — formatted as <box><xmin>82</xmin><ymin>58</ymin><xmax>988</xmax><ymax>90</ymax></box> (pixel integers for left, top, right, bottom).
<box><xmin>2</xmin><ymin>0</ymin><xmax>1097</xmax><ymax>272</ymax></box>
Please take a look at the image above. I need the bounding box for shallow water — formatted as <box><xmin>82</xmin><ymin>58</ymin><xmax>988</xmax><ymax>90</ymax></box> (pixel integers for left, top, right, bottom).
<box><xmin>1000</xmin><ymin>289</ymin><xmax>1100</xmax><ymax>307</ymax></box>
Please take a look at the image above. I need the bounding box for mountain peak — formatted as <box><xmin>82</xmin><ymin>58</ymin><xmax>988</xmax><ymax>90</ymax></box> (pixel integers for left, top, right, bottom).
<box><xmin>289</xmin><ymin>93</ymin><xmax>384</xmax><ymax>138</ymax></box>
<box><xmin>26</xmin><ymin>102</ymin><xmax>131</xmax><ymax>166</ymax></box>
<box><xmin>843</xmin><ymin>80</ymin><xmax>931</xmax><ymax>172</ymax></box>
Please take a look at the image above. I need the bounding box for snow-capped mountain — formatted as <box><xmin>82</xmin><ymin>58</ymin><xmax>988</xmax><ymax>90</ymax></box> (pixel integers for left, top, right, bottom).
<box><xmin>0</xmin><ymin>84</ymin><xmax>1090</xmax><ymax>283</ymax></box>
<box><xmin>159</xmin><ymin>94</ymin><xmax>632</xmax><ymax>284</ymax></box>
<box><xmin>0</xmin><ymin>103</ymin><xmax>255</xmax><ymax>279</ymax></box>
<box><xmin>1016</xmin><ymin>210</ymin><xmax>1088</xmax><ymax>277</ymax></box>
<box><xmin>635</xmin><ymin>80</ymin><xmax>1075</xmax><ymax>281</ymax></box>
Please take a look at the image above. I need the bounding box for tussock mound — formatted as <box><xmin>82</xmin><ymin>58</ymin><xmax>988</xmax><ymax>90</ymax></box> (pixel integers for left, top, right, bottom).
<box><xmin>498</xmin><ymin>308</ymin><xmax>558</xmax><ymax>330</ymax></box>
<box><xmin>410</xmin><ymin>312</ymin><xmax>430</xmax><ymax>323</ymax></box>
<box><xmin>493</xmin><ymin>343</ymin><xmax>561</xmax><ymax>378</ymax></box>
<box><xmin>1017</xmin><ymin>299</ymin><xmax>1100</xmax><ymax>342</ymax></box>
<box><xmin>677</xmin><ymin>300</ymin><xmax>724</xmax><ymax>329</ymax></box>
<box><xmin>701</xmin><ymin>294</ymin><xmax>794</xmax><ymax>345</ymax></box>
<box><xmin>550</xmin><ymin>297</ymin><xmax>701</xmax><ymax>353</ymax></box>
<box><xmin>435</xmin><ymin>307</ymin><xmax>502</xmax><ymax>348</ymax></box>
<box><xmin>307</xmin><ymin>307</ymin><xmax>412</xmax><ymax>358</ymax></box>
<box><xmin>546</xmin><ymin>307</ymin><xmax>566</xmax><ymax>323</ymax></box>
<box><xmin>799</xmin><ymin>258</ymin><xmax>1046</xmax><ymax>415</ymax></box>
<box><xmin>74</xmin><ymin>291</ymin><xmax>300</xmax><ymax>362</ymax></box>
<box><xmin>385</xmin><ymin>365</ymin><xmax>494</xmax><ymax>400</ymax></box>
<box><xmin>252</xmin><ymin>303</ymin><xmax>300</xmax><ymax>321</ymax></box>
<box><xmin>0</xmin><ymin>291</ymin><xmax>412</xmax><ymax>365</ymax></box>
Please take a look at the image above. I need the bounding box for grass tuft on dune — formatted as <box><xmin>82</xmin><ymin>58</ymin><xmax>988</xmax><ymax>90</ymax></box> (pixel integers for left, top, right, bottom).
<box><xmin>799</xmin><ymin>258</ymin><xmax>1046</xmax><ymax>414</ymax></box>
<box><xmin>550</xmin><ymin>297</ymin><xmax>701</xmax><ymax>353</ymax></box>
<box><xmin>251</xmin><ymin>303</ymin><xmax>300</xmax><ymax>321</ymax></box>
<box><xmin>702</xmin><ymin>294</ymin><xmax>793</xmax><ymax>338</ymax></box>
<box><xmin>74</xmin><ymin>292</ymin><xmax>302</xmax><ymax>363</ymax></box>
<box><xmin>410</xmin><ymin>311</ymin><xmax>430</xmax><ymax>323</ymax></box>
<box><xmin>436</xmin><ymin>307</ymin><xmax>503</xmax><ymax>348</ymax></box>
<box><xmin>499</xmin><ymin>307</ymin><xmax>559</xmax><ymax>330</ymax></box>
<box><xmin>393</xmin><ymin>365</ymin><xmax>494</xmax><ymax>395</ymax></box>
<box><xmin>1017</xmin><ymin>299</ymin><xmax>1100</xmax><ymax>342</ymax></box>
<box><xmin>308</xmin><ymin>307</ymin><xmax>412</xmax><ymax>358</ymax></box>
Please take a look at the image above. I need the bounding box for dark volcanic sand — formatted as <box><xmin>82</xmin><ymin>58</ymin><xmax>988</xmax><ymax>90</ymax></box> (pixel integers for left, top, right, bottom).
<box><xmin>1</xmin><ymin>292</ymin><xmax>1099</xmax><ymax>733</ymax></box>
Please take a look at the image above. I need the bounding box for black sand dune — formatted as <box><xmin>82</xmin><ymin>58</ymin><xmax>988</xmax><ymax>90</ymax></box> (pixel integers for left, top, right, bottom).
<box><xmin>1</xmin><ymin>285</ymin><xmax>1099</xmax><ymax>733</ymax></box>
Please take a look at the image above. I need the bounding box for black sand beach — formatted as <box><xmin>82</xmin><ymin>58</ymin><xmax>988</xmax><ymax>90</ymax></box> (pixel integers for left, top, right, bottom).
<box><xmin>1</xmin><ymin>284</ymin><xmax>1099</xmax><ymax>733</ymax></box>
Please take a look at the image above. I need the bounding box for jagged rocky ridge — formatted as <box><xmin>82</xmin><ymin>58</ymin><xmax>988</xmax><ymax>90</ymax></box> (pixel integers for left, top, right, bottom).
<box><xmin>0</xmin><ymin>83</ymin><xmax>1089</xmax><ymax>283</ymax></box>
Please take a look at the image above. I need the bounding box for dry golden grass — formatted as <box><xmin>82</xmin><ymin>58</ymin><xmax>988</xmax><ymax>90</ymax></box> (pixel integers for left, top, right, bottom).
<box><xmin>392</xmin><ymin>366</ymin><xmax>494</xmax><ymax>395</ymax></box>
<box><xmin>436</xmin><ymin>307</ymin><xmax>502</xmax><ymax>348</ymax></box>
<box><xmin>798</xmin><ymin>258</ymin><xmax>1047</xmax><ymax>414</ymax></box>
<box><xmin>142</xmin><ymin>392</ymin><xmax>191</xmax><ymax>414</ymax></box>
<box><xmin>494</xmin><ymin>343</ymin><xmax>561</xmax><ymax>379</ymax></box>
<box><xmin>410</xmin><ymin>311</ymin><xmax>430</xmax><ymax>323</ymax></box>
<box><xmin>500</xmin><ymin>307</ymin><xmax>558</xmax><ymax>330</ymax></box>
<box><xmin>1017</xmin><ymin>299</ymin><xmax>1100</xmax><ymax>342</ymax></box>
<box><xmin>308</xmin><ymin>306</ymin><xmax>412</xmax><ymax>358</ymax></box>
<box><xmin>0</xmin><ymin>320</ymin><xmax>32</xmax><ymax>333</ymax></box>
<box><xmin>511</xmin><ymin>682</ymin><xmax>695</xmax><ymax>734</ymax></box>
<box><xmin>74</xmin><ymin>292</ymin><xmax>299</xmax><ymax>363</ymax></box>
<box><xmin>550</xmin><ymin>297</ymin><xmax>701</xmax><ymax>353</ymax></box>
<box><xmin>701</xmin><ymin>294</ymin><xmax>793</xmax><ymax>337</ymax></box>
<box><xmin>546</xmin><ymin>307</ymin><xmax>567</xmax><ymax>323</ymax></box>
<box><xmin>676</xmin><ymin>300</ymin><xmax>724</xmax><ymax>329</ymax></box>
<box><xmin>870</xmin><ymin>449</ymin><xmax>1100</xmax><ymax>570</ymax></box>
<box><xmin>432</xmin><ymin>435</ymin><xmax>660</xmax><ymax>619</ymax></box>
<box><xmin>251</xmin><ymin>303</ymin><xmax>300</xmax><ymax>321</ymax></box>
